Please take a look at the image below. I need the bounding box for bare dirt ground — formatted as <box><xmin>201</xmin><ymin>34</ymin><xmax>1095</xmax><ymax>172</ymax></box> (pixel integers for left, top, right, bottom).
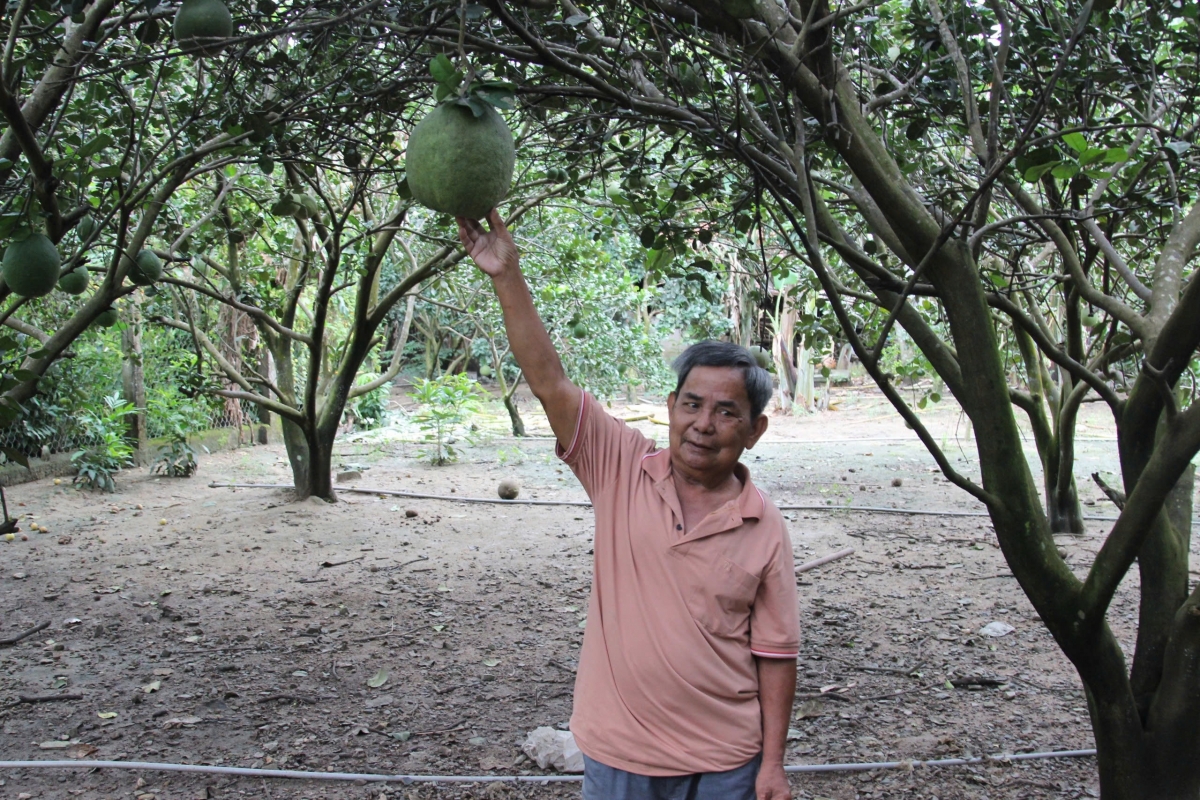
<box><xmin>2</xmin><ymin>382</ymin><xmax>1177</xmax><ymax>800</ymax></box>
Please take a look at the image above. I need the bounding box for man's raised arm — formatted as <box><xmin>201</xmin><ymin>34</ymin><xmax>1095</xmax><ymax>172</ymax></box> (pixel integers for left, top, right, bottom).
<box><xmin>458</xmin><ymin>210</ymin><xmax>581</xmax><ymax>448</ymax></box>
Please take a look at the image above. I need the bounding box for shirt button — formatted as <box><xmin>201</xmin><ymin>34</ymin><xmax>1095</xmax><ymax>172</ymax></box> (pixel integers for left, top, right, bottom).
<box><xmin>676</xmin><ymin>524</ymin><xmax>683</xmax><ymax>530</ymax></box>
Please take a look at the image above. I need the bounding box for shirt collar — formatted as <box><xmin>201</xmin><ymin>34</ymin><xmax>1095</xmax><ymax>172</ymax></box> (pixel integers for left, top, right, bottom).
<box><xmin>641</xmin><ymin>448</ymin><xmax>765</xmax><ymax>521</ymax></box>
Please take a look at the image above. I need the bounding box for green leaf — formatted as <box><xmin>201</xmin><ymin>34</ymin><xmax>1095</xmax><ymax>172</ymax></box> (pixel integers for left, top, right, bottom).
<box><xmin>1051</xmin><ymin>162</ymin><xmax>1079</xmax><ymax>180</ymax></box>
<box><xmin>76</xmin><ymin>134</ymin><xmax>114</xmax><ymax>159</ymax></box>
<box><xmin>1062</xmin><ymin>132</ymin><xmax>1088</xmax><ymax>153</ymax></box>
<box><xmin>1078</xmin><ymin>147</ymin><xmax>1108</xmax><ymax>167</ymax></box>
<box><xmin>1164</xmin><ymin>141</ymin><xmax>1191</xmax><ymax>156</ymax></box>
<box><xmin>2</xmin><ymin>447</ymin><xmax>29</xmax><ymax>468</ymax></box>
<box><xmin>464</xmin><ymin>97</ymin><xmax>487</xmax><ymax>118</ymax></box>
<box><xmin>1022</xmin><ymin>162</ymin><xmax>1059</xmax><ymax>182</ymax></box>
<box><xmin>367</xmin><ymin>668</ymin><xmax>389</xmax><ymax>688</ymax></box>
<box><xmin>12</xmin><ymin>369</ymin><xmax>39</xmax><ymax>382</ymax></box>
<box><xmin>429</xmin><ymin>54</ymin><xmax>456</xmax><ymax>84</ymax></box>
<box><xmin>564</xmin><ymin>13</ymin><xmax>589</xmax><ymax>25</ymax></box>
<box><xmin>90</xmin><ymin>165</ymin><xmax>122</xmax><ymax>180</ymax></box>
<box><xmin>1103</xmin><ymin>147</ymin><xmax>1129</xmax><ymax>163</ymax></box>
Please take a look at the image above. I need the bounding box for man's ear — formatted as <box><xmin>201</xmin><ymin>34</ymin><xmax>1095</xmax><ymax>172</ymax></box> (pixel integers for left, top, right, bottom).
<box><xmin>667</xmin><ymin>392</ymin><xmax>677</xmax><ymax>412</ymax></box>
<box><xmin>745</xmin><ymin>414</ymin><xmax>768</xmax><ymax>449</ymax></box>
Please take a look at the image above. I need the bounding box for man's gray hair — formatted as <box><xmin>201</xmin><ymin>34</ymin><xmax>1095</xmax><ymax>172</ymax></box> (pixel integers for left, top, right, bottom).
<box><xmin>671</xmin><ymin>340</ymin><xmax>773</xmax><ymax>419</ymax></box>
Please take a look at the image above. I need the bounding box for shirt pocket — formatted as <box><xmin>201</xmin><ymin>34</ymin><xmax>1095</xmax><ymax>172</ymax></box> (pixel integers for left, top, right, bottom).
<box><xmin>673</xmin><ymin>550</ymin><xmax>761</xmax><ymax>638</ymax></box>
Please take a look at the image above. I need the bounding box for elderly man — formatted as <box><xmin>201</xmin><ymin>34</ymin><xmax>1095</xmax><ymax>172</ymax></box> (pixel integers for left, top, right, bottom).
<box><xmin>460</xmin><ymin>210</ymin><xmax>800</xmax><ymax>800</ymax></box>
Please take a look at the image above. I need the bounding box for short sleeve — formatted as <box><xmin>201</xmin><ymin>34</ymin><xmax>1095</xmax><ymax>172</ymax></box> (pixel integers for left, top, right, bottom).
<box><xmin>557</xmin><ymin>391</ymin><xmax>654</xmax><ymax>498</ymax></box>
<box><xmin>748</xmin><ymin>517</ymin><xmax>801</xmax><ymax>659</ymax></box>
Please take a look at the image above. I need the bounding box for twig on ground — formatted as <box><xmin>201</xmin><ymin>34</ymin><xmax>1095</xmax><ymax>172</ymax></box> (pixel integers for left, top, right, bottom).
<box><xmin>411</xmin><ymin>719</ymin><xmax>467</xmax><ymax>736</ymax></box>
<box><xmin>353</xmin><ymin>618</ymin><xmax>456</xmax><ymax>644</ymax></box>
<box><xmin>257</xmin><ymin>693</ymin><xmax>318</xmax><ymax>704</ymax></box>
<box><xmin>319</xmin><ymin>556</ymin><xmax>364</xmax><ymax>569</ymax></box>
<box><xmin>0</xmin><ymin>621</ymin><xmax>51</xmax><ymax>646</ymax></box>
<box><xmin>10</xmin><ymin>693</ymin><xmax>84</xmax><ymax>706</ymax></box>
<box><xmin>386</xmin><ymin>555</ymin><xmax>430</xmax><ymax>571</ymax></box>
<box><xmin>795</xmin><ymin>548</ymin><xmax>856</xmax><ymax>574</ymax></box>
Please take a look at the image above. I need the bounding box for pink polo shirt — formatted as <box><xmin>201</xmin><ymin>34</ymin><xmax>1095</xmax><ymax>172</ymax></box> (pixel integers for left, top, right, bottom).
<box><xmin>558</xmin><ymin>392</ymin><xmax>801</xmax><ymax>776</ymax></box>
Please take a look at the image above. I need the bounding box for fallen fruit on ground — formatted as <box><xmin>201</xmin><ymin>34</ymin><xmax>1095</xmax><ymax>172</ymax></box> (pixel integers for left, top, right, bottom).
<box><xmin>405</xmin><ymin>102</ymin><xmax>515</xmax><ymax>220</ymax></box>
<box><xmin>3</xmin><ymin>233</ymin><xmax>62</xmax><ymax>297</ymax></box>
<box><xmin>57</xmin><ymin>266</ymin><xmax>89</xmax><ymax>295</ymax></box>
<box><xmin>173</xmin><ymin>0</ymin><xmax>233</xmax><ymax>56</ymax></box>
<box><xmin>498</xmin><ymin>479</ymin><xmax>520</xmax><ymax>500</ymax></box>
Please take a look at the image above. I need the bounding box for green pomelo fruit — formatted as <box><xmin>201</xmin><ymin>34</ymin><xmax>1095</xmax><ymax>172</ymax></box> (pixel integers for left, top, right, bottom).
<box><xmin>58</xmin><ymin>267</ymin><xmax>90</xmax><ymax>295</ymax></box>
<box><xmin>297</xmin><ymin>194</ymin><xmax>321</xmax><ymax>220</ymax></box>
<box><xmin>95</xmin><ymin>308</ymin><xmax>119</xmax><ymax>327</ymax></box>
<box><xmin>3</xmin><ymin>233</ymin><xmax>62</xmax><ymax>298</ymax></box>
<box><xmin>571</xmin><ymin>323</ymin><xmax>587</xmax><ymax>339</ymax></box>
<box><xmin>127</xmin><ymin>249</ymin><xmax>164</xmax><ymax>286</ymax></box>
<box><xmin>405</xmin><ymin>102</ymin><xmax>515</xmax><ymax>221</ymax></box>
<box><xmin>749</xmin><ymin>344</ymin><xmax>772</xmax><ymax>371</ymax></box>
<box><xmin>270</xmin><ymin>196</ymin><xmax>299</xmax><ymax>216</ymax></box>
<box><xmin>77</xmin><ymin>215</ymin><xmax>96</xmax><ymax>241</ymax></box>
<box><xmin>173</xmin><ymin>0</ymin><xmax>233</xmax><ymax>57</ymax></box>
<box><xmin>479</xmin><ymin>364</ymin><xmax>494</xmax><ymax>377</ymax></box>
<box><xmin>497</xmin><ymin>479</ymin><xmax>520</xmax><ymax>500</ymax></box>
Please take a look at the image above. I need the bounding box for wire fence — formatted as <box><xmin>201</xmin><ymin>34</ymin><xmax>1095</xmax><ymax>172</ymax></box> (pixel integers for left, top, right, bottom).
<box><xmin>0</xmin><ymin>398</ymin><xmax>259</xmax><ymax>461</ymax></box>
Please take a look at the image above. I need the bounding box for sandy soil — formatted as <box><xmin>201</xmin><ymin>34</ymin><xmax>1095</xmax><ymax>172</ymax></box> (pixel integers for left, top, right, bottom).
<box><xmin>1</xmin><ymin>382</ymin><xmax>1167</xmax><ymax>800</ymax></box>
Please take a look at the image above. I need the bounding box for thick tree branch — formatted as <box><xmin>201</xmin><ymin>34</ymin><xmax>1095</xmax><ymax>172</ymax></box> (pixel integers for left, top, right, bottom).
<box><xmin>1082</xmin><ymin>400</ymin><xmax>1200</xmax><ymax>620</ymax></box>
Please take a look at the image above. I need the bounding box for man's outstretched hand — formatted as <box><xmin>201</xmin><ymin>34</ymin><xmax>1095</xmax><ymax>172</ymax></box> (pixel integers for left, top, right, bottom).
<box><xmin>458</xmin><ymin>209</ymin><xmax>518</xmax><ymax>278</ymax></box>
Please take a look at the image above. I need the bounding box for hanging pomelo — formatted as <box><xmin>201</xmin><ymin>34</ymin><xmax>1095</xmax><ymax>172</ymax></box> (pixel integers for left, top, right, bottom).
<box><xmin>95</xmin><ymin>308</ymin><xmax>119</xmax><ymax>327</ymax></box>
<box><xmin>749</xmin><ymin>344</ymin><xmax>772</xmax><ymax>371</ymax></box>
<box><xmin>405</xmin><ymin>102</ymin><xmax>514</xmax><ymax>220</ymax></box>
<box><xmin>126</xmin><ymin>249</ymin><xmax>164</xmax><ymax>286</ymax></box>
<box><xmin>3</xmin><ymin>233</ymin><xmax>61</xmax><ymax>298</ymax></box>
<box><xmin>57</xmin><ymin>266</ymin><xmax>89</xmax><ymax>295</ymax></box>
<box><xmin>173</xmin><ymin>0</ymin><xmax>234</xmax><ymax>57</ymax></box>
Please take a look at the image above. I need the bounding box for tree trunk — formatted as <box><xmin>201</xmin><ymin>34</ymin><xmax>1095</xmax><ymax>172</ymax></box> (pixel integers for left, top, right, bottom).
<box><xmin>280</xmin><ymin>417</ymin><xmax>334</xmax><ymax>501</ymax></box>
<box><xmin>1088</xmin><ymin>683</ymin><xmax>1200</xmax><ymax>800</ymax></box>
<box><xmin>504</xmin><ymin>393</ymin><xmax>525</xmax><ymax>437</ymax></box>
<box><xmin>1047</xmin><ymin>479</ymin><xmax>1086</xmax><ymax>534</ymax></box>
<box><xmin>120</xmin><ymin>309</ymin><xmax>147</xmax><ymax>453</ymax></box>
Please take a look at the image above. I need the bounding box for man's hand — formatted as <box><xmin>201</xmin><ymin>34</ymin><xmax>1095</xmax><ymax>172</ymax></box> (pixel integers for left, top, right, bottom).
<box><xmin>457</xmin><ymin>209</ymin><xmax>518</xmax><ymax>278</ymax></box>
<box><xmin>755</xmin><ymin>761</ymin><xmax>792</xmax><ymax>800</ymax></box>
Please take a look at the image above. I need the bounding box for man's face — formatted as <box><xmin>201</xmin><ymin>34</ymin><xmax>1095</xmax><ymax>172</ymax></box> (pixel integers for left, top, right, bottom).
<box><xmin>667</xmin><ymin>365</ymin><xmax>768</xmax><ymax>485</ymax></box>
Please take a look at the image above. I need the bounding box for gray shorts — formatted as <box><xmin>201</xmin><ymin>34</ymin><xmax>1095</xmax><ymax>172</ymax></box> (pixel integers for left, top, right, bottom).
<box><xmin>581</xmin><ymin>752</ymin><xmax>762</xmax><ymax>800</ymax></box>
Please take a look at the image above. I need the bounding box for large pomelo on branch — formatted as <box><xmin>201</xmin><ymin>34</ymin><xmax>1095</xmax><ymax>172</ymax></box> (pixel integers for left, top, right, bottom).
<box><xmin>405</xmin><ymin>102</ymin><xmax>514</xmax><ymax>221</ymax></box>
<box><xmin>173</xmin><ymin>0</ymin><xmax>234</xmax><ymax>57</ymax></box>
<box><xmin>3</xmin><ymin>233</ymin><xmax>61</xmax><ymax>298</ymax></box>
<box><xmin>58</xmin><ymin>266</ymin><xmax>90</xmax><ymax>295</ymax></box>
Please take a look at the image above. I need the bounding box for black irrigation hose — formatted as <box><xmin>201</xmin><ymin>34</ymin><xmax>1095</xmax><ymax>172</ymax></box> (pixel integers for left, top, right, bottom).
<box><xmin>208</xmin><ymin>482</ymin><xmax>1149</xmax><ymax>523</ymax></box>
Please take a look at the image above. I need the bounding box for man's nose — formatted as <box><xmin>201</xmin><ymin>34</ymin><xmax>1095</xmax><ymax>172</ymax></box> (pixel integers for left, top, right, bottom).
<box><xmin>694</xmin><ymin>407</ymin><xmax>717</xmax><ymax>431</ymax></box>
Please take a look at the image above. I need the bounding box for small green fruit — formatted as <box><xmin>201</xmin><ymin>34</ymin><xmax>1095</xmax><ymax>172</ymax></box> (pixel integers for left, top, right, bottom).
<box><xmin>571</xmin><ymin>322</ymin><xmax>587</xmax><ymax>339</ymax></box>
<box><xmin>257</xmin><ymin>155</ymin><xmax>275</xmax><ymax>174</ymax></box>
<box><xmin>497</xmin><ymin>479</ymin><xmax>520</xmax><ymax>500</ymax></box>
<box><xmin>57</xmin><ymin>267</ymin><xmax>90</xmax><ymax>295</ymax></box>
<box><xmin>95</xmin><ymin>308</ymin><xmax>119</xmax><ymax>327</ymax></box>
<box><xmin>3</xmin><ymin>233</ymin><xmax>61</xmax><ymax>298</ymax></box>
<box><xmin>296</xmin><ymin>194</ymin><xmax>321</xmax><ymax>220</ymax></box>
<box><xmin>479</xmin><ymin>364</ymin><xmax>494</xmax><ymax>377</ymax></box>
<box><xmin>749</xmin><ymin>344</ymin><xmax>772</xmax><ymax>371</ymax></box>
<box><xmin>270</xmin><ymin>195</ymin><xmax>299</xmax><ymax>216</ymax></box>
<box><xmin>127</xmin><ymin>249</ymin><xmax>164</xmax><ymax>286</ymax></box>
<box><xmin>173</xmin><ymin>0</ymin><xmax>234</xmax><ymax>57</ymax></box>
<box><xmin>405</xmin><ymin>102</ymin><xmax>515</xmax><ymax>220</ymax></box>
<box><xmin>77</xmin><ymin>215</ymin><xmax>97</xmax><ymax>241</ymax></box>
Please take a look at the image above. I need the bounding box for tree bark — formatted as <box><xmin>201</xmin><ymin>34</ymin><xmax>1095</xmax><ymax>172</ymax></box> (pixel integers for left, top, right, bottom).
<box><xmin>504</xmin><ymin>393</ymin><xmax>525</xmax><ymax>437</ymax></box>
